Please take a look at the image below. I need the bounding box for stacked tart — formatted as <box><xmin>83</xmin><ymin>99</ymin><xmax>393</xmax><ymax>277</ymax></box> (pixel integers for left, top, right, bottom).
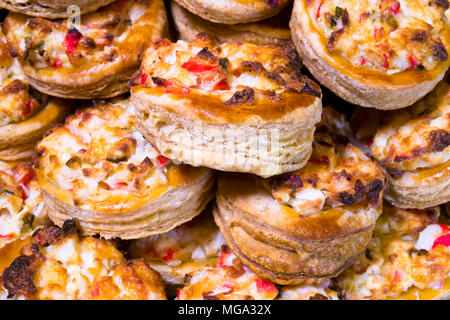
<box><xmin>351</xmin><ymin>80</ymin><xmax>449</xmax><ymax>209</ymax></box>
<box><xmin>171</xmin><ymin>1</ymin><xmax>292</xmax><ymax>46</ymax></box>
<box><xmin>214</xmin><ymin>108</ymin><xmax>387</xmax><ymax>284</ymax></box>
<box><xmin>172</xmin><ymin>0</ymin><xmax>291</xmax><ymax>24</ymax></box>
<box><xmin>34</xmin><ymin>98</ymin><xmax>214</xmax><ymax>239</ymax></box>
<box><xmin>0</xmin><ymin>31</ymin><xmax>69</xmax><ymax>160</ymax></box>
<box><xmin>4</xmin><ymin>0</ymin><xmax>168</xmax><ymax>99</ymax></box>
<box><xmin>131</xmin><ymin>34</ymin><xmax>322</xmax><ymax>177</ymax></box>
<box><xmin>290</xmin><ymin>0</ymin><xmax>450</xmax><ymax>109</ymax></box>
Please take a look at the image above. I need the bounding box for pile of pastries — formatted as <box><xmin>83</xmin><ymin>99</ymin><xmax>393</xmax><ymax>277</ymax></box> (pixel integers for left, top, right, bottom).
<box><xmin>0</xmin><ymin>0</ymin><xmax>448</xmax><ymax>300</ymax></box>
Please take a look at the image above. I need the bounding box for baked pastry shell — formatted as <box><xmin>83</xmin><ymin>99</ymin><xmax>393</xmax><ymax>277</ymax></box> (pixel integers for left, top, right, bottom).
<box><xmin>173</xmin><ymin>0</ymin><xmax>291</xmax><ymax>25</ymax></box>
<box><xmin>171</xmin><ymin>1</ymin><xmax>292</xmax><ymax>46</ymax></box>
<box><xmin>385</xmin><ymin>161</ymin><xmax>450</xmax><ymax>209</ymax></box>
<box><xmin>214</xmin><ymin>174</ymin><xmax>381</xmax><ymax>285</ymax></box>
<box><xmin>38</xmin><ymin>168</ymin><xmax>215</xmax><ymax>239</ymax></box>
<box><xmin>131</xmin><ymin>87</ymin><xmax>322</xmax><ymax>177</ymax></box>
<box><xmin>0</xmin><ymin>98</ymin><xmax>71</xmax><ymax>161</ymax></box>
<box><xmin>289</xmin><ymin>0</ymin><xmax>449</xmax><ymax>109</ymax></box>
<box><xmin>0</xmin><ymin>0</ymin><xmax>115</xmax><ymax>18</ymax></box>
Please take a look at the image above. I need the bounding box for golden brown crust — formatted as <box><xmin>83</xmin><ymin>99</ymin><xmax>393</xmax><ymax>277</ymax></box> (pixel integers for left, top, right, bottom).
<box><xmin>290</xmin><ymin>0</ymin><xmax>450</xmax><ymax>109</ymax></box>
<box><xmin>171</xmin><ymin>1</ymin><xmax>292</xmax><ymax>46</ymax></box>
<box><xmin>0</xmin><ymin>0</ymin><xmax>115</xmax><ymax>18</ymax></box>
<box><xmin>173</xmin><ymin>0</ymin><xmax>291</xmax><ymax>24</ymax></box>
<box><xmin>4</xmin><ymin>0</ymin><xmax>168</xmax><ymax>99</ymax></box>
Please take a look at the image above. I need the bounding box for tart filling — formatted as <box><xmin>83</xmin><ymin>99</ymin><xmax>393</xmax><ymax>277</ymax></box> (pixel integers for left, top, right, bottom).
<box><xmin>337</xmin><ymin>204</ymin><xmax>450</xmax><ymax>300</ymax></box>
<box><xmin>0</xmin><ymin>33</ymin><xmax>46</xmax><ymax>126</ymax></box>
<box><xmin>176</xmin><ymin>246</ymin><xmax>279</xmax><ymax>300</ymax></box>
<box><xmin>0</xmin><ymin>220</ymin><xmax>167</xmax><ymax>300</ymax></box>
<box><xmin>131</xmin><ymin>34</ymin><xmax>321</xmax><ymax>123</ymax></box>
<box><xmin>268</xmin><ymin>108</ymin><xmax>386</xmax><ymax>217</ymax></box>
<box><xmin>305</xmin><ymin>0</ymin><xmax>449</xmax><ymax>74</ymax></box>
<box><xmin>0</xmin><ymin>161</ymin><xmax>45</xmax><ymax>249</ymax></box>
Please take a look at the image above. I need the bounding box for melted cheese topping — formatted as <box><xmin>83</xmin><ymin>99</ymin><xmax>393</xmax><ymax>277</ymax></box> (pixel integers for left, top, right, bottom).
<box><xmin>0</xmin><ymin>32</ymin><xmax>45</xmax><ymax>125</ymax></box>
<box><xmin>5</xmin><ymin>0</ymin><xmax>160</xmax><ymax>71</ymax></box>
<box><xmin>306</xmin><ymin>0</ymin><xmax>450</xmax><ymax>73</ymax></box>
<box><xmin>35</xmin><ymin>99</ymin><xmax>206</xmax><ymax>213</ymax></box>
<box><xmin>177</xmin><ymin>248</ymin><xmax>279</xmax><ymax>300</ymax></box>
<box><xmin>0</xmin><ymin>161</ymin><xmax>44</xmax><ymax>249</ymax></box>
<box><xmin>1</xmin><ymin>225</ymin><xmax>166</xmax><ymax>300</ymax></box>
<box><xmin>371</xmin><ymin>81</ymin><xmax>449</xmax><ymax>172</ymax></box>
<box><xmin>136</xmin><ymin>34</ymin><xmax>320</xmax><ymax>103</ymax></box>
<box><xmin>269</xmin><ymin>107</ymin><xmax>386</xmax><ymax>216</ymax></box>
<box><xmin>337</xmin><ymin>204</ymin><xmax>450</xmax><ymax>299</ymax></box>
<box><xmin>129</xmin><ymin>212</ymin><xmax>225</xmax><ymax>268</ymax></box>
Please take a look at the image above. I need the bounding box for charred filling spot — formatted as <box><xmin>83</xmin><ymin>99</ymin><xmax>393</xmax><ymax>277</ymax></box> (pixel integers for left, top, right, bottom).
<box><xmin>432</xmin><ymin>40</ymin><xmax>449</xmax><ymax>62</ymax></box>
<box><xmin>1</xmin><ymin>219</ymin><xmax>79</xmax><ymax>299</ymax></box>
<box><xmin>196</xmin><ymin>47</ymin><xmax>217</xmax><ymax>63</ymax></box>
<box><xmin>2</xmin><ymin>255</ymin><xmax>38</xmax><ymax>298</ymax></box>
<box><xmin>266</xmin><ymin>0</ymin><xmax>281</xmax><ymax>8</ymax></box>
<box><xmin>271</xmin><ymin>173</ymin><xmax>304</xmax><ymax>194</ymax></box>
<box><xmin>429</xmin><ymin>129</ymin><xmax>450</xmax><ymax>152</ymax></box>
<box><xmin>224</xmin><ymin>88</ymin><xmax>255</xmax><ymax>106</ymax></box>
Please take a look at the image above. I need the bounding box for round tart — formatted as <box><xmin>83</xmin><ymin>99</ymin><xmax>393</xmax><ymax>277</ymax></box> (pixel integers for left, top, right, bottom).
<box><xmin>0</xmin><ymin>0</ymin><xmax>115</xmax><ymax>18</ymax></box>
<box><xmin>214</xmin><ymin>108</ymin><xmax>387</xmax><ymax>285</ymax></box>
<box><xmin>0</xmin><ymin>32</ymin><xmax>69</xmax><ymax>161</ymax></box>
<box><xmin>0</xmin><ymin>160</ymin><xmax>46</xmax><ymax>250</ymax></box>
<box><xmin>176</xmin><ymin>245</ymin><xmax>279</xmax><ymax>300</ymax></box>
<box><xmin>131</xmin><ymin>35</ymin><xmax>322</xmax><ymax>178</ymax></box>
<box><xmin>335</xmin><ymin>204</ymin><xmax>450</xmax><ymax>300</ymax></box>
<box><xmin>352</xmin><ymin>80</ymin><xmax>449</xmax><ymax>209</ymax></box>
<box><xmin>129</xmin><ymin>209</ymin><xmax>225</xmax><ymax>286</ymax></box>
<box><xmin>172</xmin><ymin>0</ymin><xmax>291</xmax><ymax>24</ymax></box>
<box><xmin>0</xmin><ymin>219</ymin><xmax>167</xmax><ymax>300</ymax></box>
<box><xmin>290</xmin><ymin>0</ymin><xmax>450</xmax><ymax>109</ymax></box>
<box><xmin>4</xmin><ymin>0</ymin><xmax>168</xmax><ymax>99</ymax></box>
<box><xmin>34</xmin><ymin>98</ymin><xmax>214</xmax><ymax>239</ymax></box>
<box><xmin>171</xmin><ymin>1</ymin><xmax>292</xmax><ymax>46</ymax></box>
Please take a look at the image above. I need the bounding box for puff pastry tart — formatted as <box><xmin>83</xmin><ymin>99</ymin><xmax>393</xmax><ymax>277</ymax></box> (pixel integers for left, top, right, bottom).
<box><xmin>0</xmin><ymin>220</ymin><xmax>167</xmax><ymax>300</ymax></box>
<box><xmin>352</xmin><ymin>81</ymin><xmax>449</xmax><ymax>209</ymax></box>
<box><xmin>173</xmin><ymin>0</ymin><xmax>291</xmax><ymax>24</ymax></box>
<box><xmin>335</xmin><ymin>204</ymin><xmax>450</xmax><ymax>300</ymax></box>
<box><xmin>171</xmin><ymin>1</ymin><xmax>292</xmax><ymax>46</ymax></box>
<box><xmin>129</xmin><ymin>210</ymin><xmax>225</xmax><ymax>286</ymax></box>
<box><xmin>177</xmin><ymin>245</ymin><xmax>279</xmax><ymax>300</ymax></box>
<box><xmin>214</xmin><ymin>108</ymin><xmax>387</xmax><ymax>285</ymax></box>
<box><xmin>0</xmin><ymin>160</ymin><xmax>46</xmax><ymax>250</ymax></box>
<box><xmin>4</xmin><ymin>0</ymin><xmax>168</xmax><ymax>99</ymax></box>
<box><xmin>290</xmin><ymin>0</ymin><xmax>450</xmax><ymax>109</ymax></box>
<box><xmin>0</xmin><ymin>33</ymin><xmax>69</xmax><ymax>161</ymax></box>
<box><xmin>34</xmin><ymin>98</ymin><xmax>214</xmax><ymax>239</ymax></box>
<box><xmin>0</xmin><ymin>0</ymin><xmax>115</xmax><ymax>18</ymax></box>
<box><xmin>131</xmin><ymin>35</ymin><xmax>322</xmax><ymax>178</ymax></box>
